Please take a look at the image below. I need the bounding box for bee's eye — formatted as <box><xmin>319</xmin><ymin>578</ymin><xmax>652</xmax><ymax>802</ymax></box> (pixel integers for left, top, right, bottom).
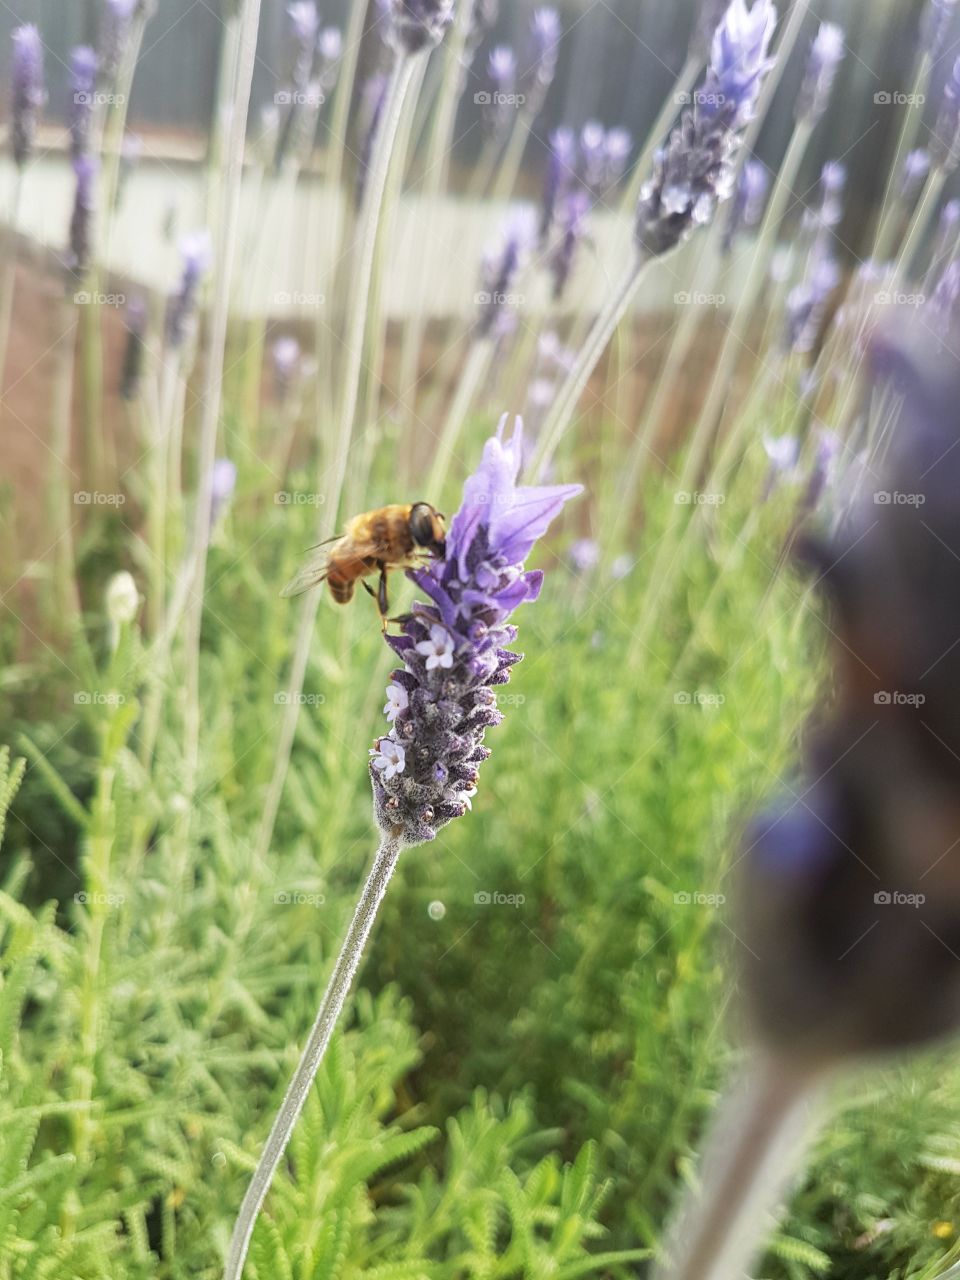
<box><xmin>409</xmin><ymin>504</ymin><xmax>436</xmax><ymax>547</ymax></box>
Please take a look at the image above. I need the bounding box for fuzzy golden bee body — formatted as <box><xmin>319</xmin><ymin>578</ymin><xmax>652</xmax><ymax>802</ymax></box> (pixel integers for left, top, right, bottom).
<box><xmin>281</xmin><ymin>502</ymin><xmax>446</xmax><ymax>617</ymax></box>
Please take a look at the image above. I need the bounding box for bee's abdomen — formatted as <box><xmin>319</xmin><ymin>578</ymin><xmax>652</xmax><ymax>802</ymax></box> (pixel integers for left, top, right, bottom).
<box><xmin>327</xmin><ymin>571</ymin><xmax>356</xmax><ymax>604</ymax></box>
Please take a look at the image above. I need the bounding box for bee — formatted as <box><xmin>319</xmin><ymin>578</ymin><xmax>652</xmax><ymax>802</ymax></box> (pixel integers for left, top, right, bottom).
<box><xmin>280</xmin><ymin>502</ymin><xmax>446</xmax><ymax>619</ymax></box>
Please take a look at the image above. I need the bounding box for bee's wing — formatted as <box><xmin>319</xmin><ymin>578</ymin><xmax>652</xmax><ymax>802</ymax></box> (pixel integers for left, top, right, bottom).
<box><xmin>280</xmin><ymin>547</ymin><xmax>333</xmax><ymax>598</ymax></box>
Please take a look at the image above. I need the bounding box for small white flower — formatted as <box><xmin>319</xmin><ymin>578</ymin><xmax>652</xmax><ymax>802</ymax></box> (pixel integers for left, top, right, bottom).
<box><xmin>370</xmin><ymin>738</ymin><xmax>406</xmax><ymax>780</ymax></box>
<box><xmin>416</xmin><ymin>623</ymin><xmax>455</xmax><ymax>671</ymax></box>
<box><xmin>383</xmin><ymin>682</ymin><xmax>409</xmax><ymax>723</ymax></box>
<box><xmin>458</xmin><ymin>786</ymin><xmax>478</xmax><ymax>811</ymax></box>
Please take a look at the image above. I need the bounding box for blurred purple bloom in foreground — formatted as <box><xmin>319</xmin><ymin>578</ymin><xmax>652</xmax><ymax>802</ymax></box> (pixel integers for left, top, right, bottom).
<box><xmin>796</xmin><ymin>22</ymin><xmax>845</xmax><ymax>123</ymax></box>
<box><xmin>371</xmin><ymin>415</ymin><xmax>582</xmax><ymax>845</ymax></box>
<box><xmin>69</xmin><ymin>46</ymin><xmax>98</xmax><ymax>161</ymax></box>
<box><xmin>11</xmin><ymin>24</ymin><xmax>45</xmax><ymax>168</ymax></box>
<box><xmin>636</xmin><ymin>0</ymin><xmax>778</xmax><ymax>258</ymax></box>
<box><xmin>386</xmin><ymin>0</ymin><xmax>455</xmax><ymax>54</ymax></box>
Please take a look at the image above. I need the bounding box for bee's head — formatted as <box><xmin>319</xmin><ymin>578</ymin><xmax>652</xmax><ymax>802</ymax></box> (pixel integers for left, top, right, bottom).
<box><xmin>410</xmin><ymin>502</ymin><xmax>447</xmax><ymax>557</ymax></box>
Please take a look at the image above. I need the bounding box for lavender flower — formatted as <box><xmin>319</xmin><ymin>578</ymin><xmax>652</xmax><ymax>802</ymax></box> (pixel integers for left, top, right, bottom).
<box><xmin>784</xmin><ymin>249</ymin><xmax>840</xmax><ymax>355</ymax></box>
<box><xmin>286</xmin><ymin>2</ymin><xmax>319</xmax><ymax>87</ymax></box>
<box><xmin>922</xmin><ymin>0</ymin><xmax>958</xmax><ymax>59</ymax></box>
<box><xmin>69</xmin><ymin>154</ymin><xmax>98</xmax><ymax>277</ymax></box>
<box><xmin>272</xmin><ymin>335</ymin><xmax>302</xmax><ymax>401</ymax></box>
<box><xmin>722</xmin><ymin>158</ymin><xmax>769</xmax><ymax>250</ymax></box>
<box><xmin>579</xmin><ymin>123</ymin><xmax>632</xmax><ymax>195</ymax></box>
<box><xmin>166</xmin><ymin>230</ymin><xmax>211</xmax><ymax>348</ymax></box>
<box><xmin>901</xmin><ymin>148</ymin><xmax>931</xmax><ymax>197</ymax></box>
<box><xmin>539</xmin><ymin>126</ymin><xmax>576</xmax><ymax>244</ymax></box>
<box><xmin>210</xmin><ymin>459</ymin><xmax>238</xmax><ymax>526</ymax></box>
<box><xmin>520</xmin><ymin>7</ymin><xmax>561</xmax><ymax>114</ymax></box>
<box><xmin>483</xmin><ymin>46</ymin><xmax>517</xmax><ymax>138</ymax></box>
<box><xmin>356</xmin><ymin>73</ymin><xmax>388</xmax><ymax>206</ymax></box>
<box><xmin>120</xmin><ymin>295</ymin><xmax>147</xmax><ymax>400</ymax></box>
<box><xmin>385</xmin><ymin>0</ymin><xmax>455</xmax><ymax>54</ymax></box>
<box><xmin>796</xmin><ymin>22</ymin><xmax>845</xmax><ymax>123</ymax></box>
<box><xmin>69</xmin><ymin>46</ymin><xmax>98</xmax><ymax>161</ymax></box>
<box><xmin>11</xmin><ymin>25</ymin><xmax>45</xmax><ymax>168</ymax></box>
<box><xmin>568</xmin><ymin>537</ymin><xmax>600</xmax><ymax>574</ymax></box>
<box><xmin>99</xmin><ymin>0</ymin><xmax>138</xmax><ymax>78</ymax></box>
<box><xmin>370</xmin><ymin>416</ymin><xmax>582</xmax><ymax>845</ymax></box>
<box><xmin>475</xmin><ymin>215</ymin><xmax>531</xmax><ymax>338</ymax></box>
<box><xmin>636</xmin><ymin>0</ymin><xmax>778</xmax><ymax>259</ymax></box>
<box><xmin>316</xmin><ymin>27</ymin><xmax>343</xmax><ymax>90</ymax></box>
<box><xmin>549</xmin><ymin>189</ymin><xmax>591</xmax><ymax>301</ymax></box>
<box><xmin>932</xmin><ymin>57</ymin><xmax>960</xmax><ymax>172</ymax></box>
<box><xmin>464</xmin><ymin>0</ymin><xmax>499</xmax><ymax>68</ymax></box>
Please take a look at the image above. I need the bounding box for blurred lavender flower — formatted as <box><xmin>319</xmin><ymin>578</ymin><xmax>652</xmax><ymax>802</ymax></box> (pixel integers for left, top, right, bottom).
<box><xmin>210</xmin><ymin>459</ymin><xmax>238</xmax><ymax>527</ymax></box>
<box><xmin>549</xmin><ymin>189</ymin><xmax>591</xmax><ymax>301</ymax></box>
<box><xmin>636</xmin><ymin>0</ymin><xmax>778</xmax><ymax>258</ymax></box>
<box><xmin>69</xmin><ymin>154</ymin><xmax>98</xmax><ymax>277</ymax></box>
<box><xmin>539</xmin><ymin>126</ymin><xmax>576</xmax><ymax>244</ymax></box>
<box><xmin>922</xmin><ymin>0</ymin><xmax>958</xmax><ymax>59</ymax></box>
<box><xmin>568</xmin><ymin>537</ymin><xmax>600</xmax><ymax>574</ymax></box>
<box><xmin>286</xmin><ymin>2</ymin><xmax>319</xmax><ymax>88</ymax></box>
<box><xmin>385</xmin><ymin>0</ymin><xmax>455</xmax><ymax>54</ymax></box>
<box><xmin>929</xmin><ymin>259</ymin><xmax>960</xmax><ymax>325</ymax></box>
<box><xmin>932</xmin><ymin>57</ymin><xmax>960</xmax><ymax>172</ymax></box>
<box><xmin>99</xmin><ymin>0</ymin><xmax>138</xmax><ymax>78</ymax></box>
<box><xmin>785</xmin><ymin>250</ymin><xmax>840</xmax><ymax>355</ymax></box>
<box><xmin>463</xmin><ymin>0</ymin><xmax>499</xmax><ymax>73</ymax></box>
<box><xmin>483</xmin><ymin>46</ymin><xmax>517</xmax><ymax>138</ymax></box>
<box><xmin>272</xmin><ymin>335</ymin><xmax>302</xmax><ymax>401</ymax></box>
<box><xmin>520</xmin><ymin>7</ymin><xmax>561</xmax><ymax>114</ymax></box>
<box><xmin>356</xmin><ymin>73</ymin><xmax>389</xmax><ymax>205</ymax></box>
<box><xmin>803</xmin><ymin>428</ymin><xmax>841</xmax><ymax>513</ymax></box>
<box><xmin>120</xmin><ymin>295</ymin><xmax>147</xmax><ymax>400</ymax></box>
<box><xmin>11</xmin><ymin>25</ymin><xmax>45</xmax><ymax>168</ymax></box>
<box><xmin>316</xmin><ymin>27</ymin><xmax>343</xmax><ymax>91</ymax></box>
<box><xmin>818</xmin><ymin>160</ymin><xmax>846</xmax><ymax>227</ymax></box>
<box><xmin>722</xmin><ymin>158</ymin><xmax>769</xmax><ymax>250</ymax></box>
<box><xmin>370</xmin><ymin>416</ymin><xmax>582</xmax><ymax>845</ymax></box>
<box><xmin>69</xmin><ymin>46</ymin><xmax>98</xmax><ymax>161</ymax></box>
<box><xmin>475</xmin><ymin>214</ymin><xmax>532</xmax><ymax>338</ymax></box>
<box><xmin>579</xmin><ymin>123</ymin><xmax>632</xmax><ymax>196</ymax></box>
<box><xmin>901</xmin><ymin>148</ymin><xmax>931</xmax><ymax>197</ymax></box>
<box><xmin>166</xmin><ymin>230</ymin><xmax>211</xmax><ymax>348</ymax></box>
<box><xmin>796</xmin><ymin>22</ymin><xmax>844</xmax><ymax>123</ymax></box>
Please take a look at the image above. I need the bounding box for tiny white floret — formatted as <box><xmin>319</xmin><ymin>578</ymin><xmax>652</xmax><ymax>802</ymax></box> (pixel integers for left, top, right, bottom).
<box><xmin>370</xmin><ymin>738</ymin><xmax>406</xmax><ymax>780</ymax></box>
<box><xmin>383</xmin><ymin>682</ymin><xmax>409</xmax><ymax>723</ymax></box>
<box><xmin>416</xmin><ymin>623</ymin><xmax>455</xmax><ymax>671</ymax></box>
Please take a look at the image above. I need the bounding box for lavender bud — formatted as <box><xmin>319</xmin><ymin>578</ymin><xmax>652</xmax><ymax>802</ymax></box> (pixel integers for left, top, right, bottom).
<box><xmin>120</xmin><ymin>295</ymin><xmax>147</xmax><ymax>400</ymax></box>
<box><xmin>316</xmin><ymin>27</ymin><xmax>343</xmax><ymax>91</ymax></box>
<box><xmin>901</xmin><ymin>148</ymin><xmax>931</xmax><ymax>197</ymax></box>
<box><xmin>99</xmin><ymin>0</ymin><xmax>138</xmax><ymax>78</ymax></box>
<box><xmin>932</xmin><ymin>57</ymin><xmax>960</xmax><ymax>172</ymax></box>
<box><xmin>539</xmin><ymin>126</ymin><xmax>576</xmax><ymax>245</ymax></box>
<box><xmin>166</xmin><ymin>230</ymin><xmax>211</xmax><ymax>348</ymax></box>
<box><xmin>475</xmin><ymin>214</ymin><xmax>531</xmax><ymax>338</ymax></box>
<box><xmin>69</xmin><ymin>154</ymin><xmax>99</xmax><ymax>278</ymax></box>
<box><xmin>796</xmin><ymin>22</ymin><xmax>844</xmax><ymax>123</ymax></box>
<box><xmin>271</xmin><ymin>335</ymin><xmax>302</xmax><ymax>401</ymax></box>
<box><xmin>636</xmin><ymin>0</ymin><xmax>778</xmax><ymax>259</ymax></box>
<box><xmin>549</xmin><ymin>189</ymin><xmax>591</xmax><ymax>302</ymax></box>
<box><xmin>286</xmin><ymin>2</ymin><xmax>319</xmax><ymax>88</ymax></box>
<box><xmin>385</xmin><ymin>0</ymin><xmax>455</xmax><ymax>54</ymax></box>
<box><xmin>520</xmin><ymin>7</ymin><xmax>561</xmax><ymax>115</ymax></box>
<box><xmin>568</xmin><ymin>538</ymin><xmax>600</xmax><ymax>574</ymax></box>
<box><xmin>722</xmin><ymin>158</ymin><xmax>769</xmax><ymax>250</ymax></box>
<box><xmin>371</xmin><ymin>416</ymin><xmax>581</xmax><ymax>845</ymax></box>
<box><xmin>922</xmin><ymin>0</ymin><xmax>958</xmax><ymax>59</ymax></box>
<box><xmin>69</xmin><ymin>46</ymin><xmax>98</xmax><ymax>161</ymax></box>
<box><xmin>483</xmin><ymin>46</ymin><xmax>517</xmax><ymax>138</ymax></box>
<box><xmin>784</xmin><ymin>248</ymin><xmax>840</xmax><ymax>355</ymax></box>
<box><xmin>11</xmin><ymin>25</ymin><xmax>45</xmax><ymax>168</ymax></box>
<box><xmin>210</xmin><ymin>459</ymin><xmax>238</xmax><ymax>527</ymax></box>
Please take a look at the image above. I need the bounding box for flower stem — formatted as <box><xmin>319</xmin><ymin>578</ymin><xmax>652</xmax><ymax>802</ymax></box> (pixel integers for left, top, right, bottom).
<box><xmin>426</xmin><ymin>335</ymin><xmax>495</xmax><ymax>500</ymax></box>
<box><xmin>223</xmin><ymin>834</ymin><xmax>405</xmax><ymax>1280</ymax></box>
<box><xmin>652</xmin><ymin>1053</ymin><xmax>828</xmax><ymax>1280</ymax></box>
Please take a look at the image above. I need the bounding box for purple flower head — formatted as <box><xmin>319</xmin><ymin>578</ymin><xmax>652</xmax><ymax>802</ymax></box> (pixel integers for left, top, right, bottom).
<box><xmin>166</xmin><ymin>229</ymin><xmax>212</xmax><ymax>348</ymax></box>
<box><xmin>69</xmin><ymin>154</ymin><xmax>99</xmax><ymax>277</ymax></box>
<box><xmin>318</xmin><ymin>26</ymin><xmax>343</xmax><ymax>63</ymax></box>
<box><xmin>930</xmin><ymin>259</ymin><xmax>960</xmax><ymax>326</ymax></box>
<box><xmin>602</xmin><ymin>127</ymin><xmax>633</xmax><ymax>186</ymax></box>
<box><xmin>370</xmin><ymin>415</ymin><xmax>582</xmax><ymax>845</ymax></box>
<box><xmin>11</xmin><ymin>25</ymin><xmax>45</xmax><ymax>168</ymax></box>
<box><xmin>69</xmin><ymin>46</ymin><xmax>98</xmax><ymax>162</ymax></box>
<box><xmin>385</xmin><ymin>0</ymin><xmax>455</xmax><ymax>54</ymax></box>
<box><xmin>539</xmin><ymin>126</ymin><xmax>576</xmax><ymax>244</ymax></box>
<box><xmin>722</xmin><ymin>157</ymin><xmax>769</xmax><ymax>250</ymax></box>
<box><xmin>483</xmin><ymin>46</ymin><xmax>517</xmax><ymax>136</ymax></box>
<box><xmin>210</xmin><ymin>459</ymin><xmax>238</xmax><ymax>527</ymax></box>
<box><xmin>520</xmin><ymin>7</ymin><xmax>561</xmax><ymax>113</ymax></box>
<box><xmin>784</xmin><ymin>245</ymin><xmax>840</xmax><ymax>354</ymax></box>
<box><xmin>933</xmin><ymin>57</ymin><xmax>960</xmax><ymax>172</ymax></box>
<box><xmin>796</xmin><ymin>22</ymin><xmax>845</xmax><ymax>122</ymax></box>
<box><xmin>286</xmin><ymin>1</ymin><xmax>319</xmax><ymax>88</ymax></box>
<box><xmin>549</xmin><ymin>188</ymin><xmax>591</xmax><ymax>302</ymax></box>
<box><xmin>569</xmin><ymin>537</ymin><xmax>600</xmax><ymax>574</ymax></box>
<box><xmin>902</xmin><ymin>148</ymin><xmax>931</xmax><ymax>197</ymax></box>
<box><xmin>922</xmin><ymin>0</ymin><xmax>958</xmax><ymax>59</ymax></box>
<box><xmin>475</xmin><ymin>212</ymin><xmax>533</xmax><ymax>338</ymax></box>
<box><xmin>99</xmin><ymin>0</ymin><xmax>138</xmax><ymax>77</ymax></box>
<box><xmin>272</xmin><ymin>334</ymin><xmax>302</xmax><ymax>400</ymax></box>
<box><xmin>636</xmin><ymin>0</ymin><xmax>778</xmax><ymax>259</ymax></box>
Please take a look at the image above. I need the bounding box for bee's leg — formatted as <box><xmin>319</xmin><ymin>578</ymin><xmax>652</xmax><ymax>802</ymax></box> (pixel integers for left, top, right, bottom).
<box><xmin>377</xmin><ymin>564</ymin><xmax>390</xmax><ymax>628</ymax></box>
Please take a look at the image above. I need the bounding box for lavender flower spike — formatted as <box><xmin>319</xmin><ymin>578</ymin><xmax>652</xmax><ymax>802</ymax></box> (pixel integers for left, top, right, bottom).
<box><xmin>11</xmin><ymin>25</ymin><xmax>45</xmax><ymax>168</ymax></box>
<box><xmin>796</xmin><ymin>22</ymin><xmax>844</xmax><ymax>123</ymax></box>
<box><xmin>636</xmin><ymin>0</ymin><xmax>778</xmax><ymax>259</ymax></box>
<box><xmin>371</xmin><ymin>416</ymin><xmax>582</xmax><ymax>845</ymax></box>
<box><xmin>922</xmin><ymin>0</ymin><xmax>958</xmax><ymax>59</ymax></box>
<box><xmin>69</xmin><ymin>46</ymin><xmax>98</xmax><ymax>161</ymax></box>
<box><xmin>69</xmin><ymin>154</ymin><xmax>99</xmax><ymax>277</ymax></box>
<box><xmin>933</xmin><ymin>57</ymin><xmax>960</xmax><ymax>172</ymax></box>
<box><xmin>386</xmin><ymin>0</ymin><xmax>455</xmax><ymax>54</ymax></box>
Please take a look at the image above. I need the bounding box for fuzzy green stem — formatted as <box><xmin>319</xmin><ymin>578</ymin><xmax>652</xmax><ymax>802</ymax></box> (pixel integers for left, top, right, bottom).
<box><xmin>223</xmin><ymin>834</ymin><xmax>405</xmax><ymax>1280</ymax></box>
<box><xmin>652</xmin><ymin>1054</ymin><xmax>827</xmax><ymax>1280</ymax></box>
